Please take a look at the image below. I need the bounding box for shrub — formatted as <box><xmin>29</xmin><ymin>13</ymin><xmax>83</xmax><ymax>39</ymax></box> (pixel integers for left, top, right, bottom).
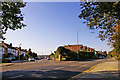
<box><xmin>115</xmin><ymin>57</ymin><xmax>120</xmax><ymax>60</ymax></box>
<box><xmin>23</xmin><ymin>57</ymin><xmax>28</xmax><ymax>60</ymax></box>
<box><xmin>2</xmin><ymin>58</ymin><xmax>11</xmax><ymax>63</ymax></box>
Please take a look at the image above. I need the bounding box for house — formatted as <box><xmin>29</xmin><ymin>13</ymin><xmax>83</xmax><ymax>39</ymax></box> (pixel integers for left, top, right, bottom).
<box><xmin>64</xmin><ymin>44</ymin><xmax>83</xmax><ymax>52</ymax></box>
<box><xmin>21</xmin><ymin>49</ymin><xmax>27</xmax><ymax>57</ymax></box>
<box><xmin>14</xmin><ymin>47</ymin><xmax>27</xmax><ymax>57</ymax></box>
<box><xmin>97</xmin><ymin>51</ymin><xmax>103</xmax><ymax>54</ymax></box>
<box><xmin>1</xmin><ymin>41</ymin><xmax>18</xmax><ymax>57</ymax></box>
<box><xmin>1</xmin><ymin>41</ymin><xmax>8</xmax><ymax>55</ymax></box>
<box><xmin>90</xmin><ymin>48</ymin><xmax>95</xmax><ymax>52</ymax></box>
<box><xmin>82</xmin><ymin>46</ymin><xmax>87</xmax><ymax>51</ymax></box>
<box><xmin>64</xmin><ymin>44</ymin><xmax>96</xmax><ymax>53</ymax></box>
<box><xmin>92</xmin><ymin>49</ymin><xmax>95</xmax><ymax>52</ymax></box>
<box><xmin>87</xmin><ymin>47</ymin><xmax>90</xmax><ymax>52</ymax></box>
<box><xmin>90</xmin><ymin>48</ymin><xmax>93</xmax><ymax>52</ymax></box>
<box><xmin>1</xmin><ymin>41</ymin><xmax>28</xmax><ymax>58</ymax></box>
<box><xmin>14</xmin><ymin>47</ymin><xmax>19</xmax><ymax>56</ymax></box>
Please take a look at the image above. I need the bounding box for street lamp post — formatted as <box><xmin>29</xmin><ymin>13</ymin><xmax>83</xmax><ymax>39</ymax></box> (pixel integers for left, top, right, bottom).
<box><xmin>18</xmin><ymin>44</ymin><xmax>21</xmax><ymax>62</ymax></box>
<box><xmin>77</xmin><ymin>32</ymin><xmax>79</xmax><ymax>60</ymax></box>
<box><xmin>76</xmin><ymin>29</ymin><xmax>87</xmax><ymax>60</ymax></box>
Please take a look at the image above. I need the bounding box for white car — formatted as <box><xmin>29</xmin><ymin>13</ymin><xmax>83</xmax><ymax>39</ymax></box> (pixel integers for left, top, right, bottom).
<box><xmin>28</xmin><ymin>57</ymin><xmax>35</xmax><ymax>61</ymax></box>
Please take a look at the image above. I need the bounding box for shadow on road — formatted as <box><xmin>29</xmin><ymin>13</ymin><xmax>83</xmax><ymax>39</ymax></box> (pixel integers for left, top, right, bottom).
<box><xmin>2</xmin><ymin>69</ymin><xmax>81</xmax><ymax>79</ymax></box>
<box><xmin>2</xmin><ymin>70</ymin><xmax>120</xmax><ymax>80</ymax></box>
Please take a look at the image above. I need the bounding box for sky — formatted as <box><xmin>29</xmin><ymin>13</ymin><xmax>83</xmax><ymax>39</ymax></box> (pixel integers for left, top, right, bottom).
<box><xmin>4</xmin><ymin>2</ymin><xmax>112</xmax><ymax>55</ymax></box>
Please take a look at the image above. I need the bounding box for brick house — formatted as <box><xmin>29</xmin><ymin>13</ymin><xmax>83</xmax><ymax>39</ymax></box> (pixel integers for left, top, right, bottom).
<box><xmin>64</xmin><ymin>44</ymin><xmax>83</xmax><ymax>52</ymax></box>
<box><xmin>92</xmin><ymin>49</ymin><xmax>95</xmax><ymax>52</ymax></box>
<box><xmin>90</xmin><ymin>48</ymin><xmax>95</xmax><ymax>52</ymax></box>
<box><xmin>87</xmin><ymin>47</ymin><xmax>90</xmax><ymax>52</ymax></box>
<box><xmin>64</xmin><ymin>44</ymin><xmax>95</xmax><ymax>53</ymax></box>
<box><xmin>83</xmin><ymin>46</ymin><xmax>87</xmax><ymax>51</ymax></box>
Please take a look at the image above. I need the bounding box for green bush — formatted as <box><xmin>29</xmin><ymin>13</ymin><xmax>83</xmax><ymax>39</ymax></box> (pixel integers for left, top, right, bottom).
<box><xmin>115</xmin><ymin>57</ymin><xmax>120</xmax><ymax>60</ymax></box>
<box><xmin>23</xmin><ymin>57</ymin><xmax>28</xmax><ymax>60</ymax></box>
<box><xmin>2</xmin><ymin>58</ymin><xmax>11</xmax><ymax>63</ymax></box>
<box><xmin>78</xmin><ymin>52</ymin><xmax>95</xmax><ymax>59</ymax></box>
<box><xmin>54</xmin><ymin>46</ymin><xmax>96</xmax><ymax>61</ymax></box>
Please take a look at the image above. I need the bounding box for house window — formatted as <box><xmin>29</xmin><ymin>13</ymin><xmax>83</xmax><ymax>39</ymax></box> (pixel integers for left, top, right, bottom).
<box><xmin>70</xmin><ymin>47</ymin><xmax>72</xmax><ymax>49</ymax></box>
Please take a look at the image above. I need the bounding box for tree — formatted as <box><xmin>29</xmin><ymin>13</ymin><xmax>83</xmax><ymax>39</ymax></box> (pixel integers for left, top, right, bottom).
<box><xmin>102</xmin><ymin>51</ymin><xmax>107</xmax><ymax>57</ymax></box>
<box><xmin>32</xmin><ymin>52</ymin><xmax>37</xmax><ymax>58</ymax></box>
<box><xmin>79</xmin><ymin>2</ymin><xmax>120</xmax><ymax>55</ymax></box>
<box><xmin>0</xmin><ymin>2</ymin><xmax>26</xmax><ymax>39</ymax></box>
<box><xmin>26</xmin><ymin>48</ymin><xmax>33</xmax><ymax>58</ymax></box>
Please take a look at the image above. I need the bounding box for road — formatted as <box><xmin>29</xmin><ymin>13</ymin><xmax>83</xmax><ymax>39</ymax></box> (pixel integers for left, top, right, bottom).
<box><xmin>2</xmin><ymin>58</ymin><xmax>109</xmax><ymax>79</ymax></box>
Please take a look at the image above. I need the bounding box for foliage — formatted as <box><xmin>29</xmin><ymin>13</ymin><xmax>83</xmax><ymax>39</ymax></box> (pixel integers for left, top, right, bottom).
<box><xmin>26</xmin><ymin>48</ymin><xmax>32</xmax><ymax>57</ymax></box>
<box><xmin>95</xmin><ymin>52</ymin><xmax>102</xmax><ymax>58</ymax></box>
<box><xmin>23</xmin><ymin>57</ymin><xmax>28</xmax><ymax>60</ymax></box>
<box><xmin>80</xmin><ymin>49</ymin><xmax>86</xmax><ymax>52</ymax></box>
<box><xmin>26</xmin><ymin>48</ymin><xmax>37</xmax><ymax>58</ymax></box>
<box><xmin>0</xmin><ymin>2</ymin><xmax>26</xmax><ymax>39</ymax></box>
<box><xmin>55</xmin><ymin>46</ymin><xmax>77</xmax><ymax>60</ymax></box>
<box><xmin>115</xmin><ymin>56</ymin><xmax>120</xmax><ymax>60</ymax></box>
<box><xmin>102</xmin><ymin>51</ymin><xmax>107</xmax><ymax>57</ymax></box>
<box><xmin>50</xmin><ymin>53</ymin><xmax>54</xmax><ymax>58</ymax></box>
<box><xmin>32</xmin><ymin>52</ymin><xmax>37</xmax><ymax>58</ymax></box>
<box><xmin>20</xmin><ymin>54</ymin><xmax>24</xmax><ymax>60</ymax></box>
<box><xmin>108</xmin><ymin>49</ymin><xmax>116</xmax><ymax>57</ymax></box>
<box><xmin>54</xmin><ymin>46</ymin><xmax>96</xmax><ymax>61</ymax></box>
<box><xmin>79</xmin><ymin>2</ymin><xmax>120</xmax><ymax>54</ymax></box>
<box><xmin>79</xmin><ymin>51</ymin><xmax>95</xmax><ymax>59</ymax></box>
<box><xmin>2</xmin><ymin>58</ymin><xmax>11</xmax><ymax>63</ymax></box>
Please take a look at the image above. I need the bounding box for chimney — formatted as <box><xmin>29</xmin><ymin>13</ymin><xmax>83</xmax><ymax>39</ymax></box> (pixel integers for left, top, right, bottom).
<box><xmin>10</xmin><ymin>43</ymin><xmax>12</xmax><ymax>47</ymax></box>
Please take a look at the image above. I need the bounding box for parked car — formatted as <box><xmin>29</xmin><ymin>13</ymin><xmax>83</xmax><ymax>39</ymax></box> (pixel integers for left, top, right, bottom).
<box><xmin>28</xmin><ymin>57</ymin><xmax>35</xmax><ymax>61</ymax></box>
<box><xmin>99</xmin><ymin>56</ymin><xmax>103</xmax><ymax>59</ymax></box>
<box><xmin>35</xmin><ymin>57</ymin><xmax>39</xmax><ymax>60</ymax></box>
<box><xmin>7</xmin><ymin>57</ymin><xmax>16</xmax><ymax>60</ymax></box>
<box><xmin>47</xmin><ymin>57</ymin><xmax>51</xmax><ymax>60</ymax></box>
<box><xmin>38</xmin><ymin>57</ymin><xmax>41</xmax><ymax>59</ymax></box>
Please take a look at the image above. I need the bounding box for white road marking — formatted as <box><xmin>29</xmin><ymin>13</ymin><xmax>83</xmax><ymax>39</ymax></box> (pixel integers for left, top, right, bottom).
<box><xmin>54</xmin><ymin>67</ymin><xmax>63</xmax><ymax>70</ymax></box>
<box><xmin>70</xmin><ymin>65</ymin><xmax>76</xmax><ymax>66</ymax></box>
<box><xmin>10</xmin><ymin>75</ymin><xmax>23</xmax><ymax>78</ymax></box>
<box><xmin>40</xmin><ymin>70</ymin><xmax>50</xmax><ymax>72</ymax></box>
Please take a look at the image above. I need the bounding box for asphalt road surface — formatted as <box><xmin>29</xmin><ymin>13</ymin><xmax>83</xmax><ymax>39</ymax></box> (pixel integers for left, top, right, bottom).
<box><xmin>2</xmin><ymin>58</ymin><xmax>109</xmax><ymax>79</ymax></box>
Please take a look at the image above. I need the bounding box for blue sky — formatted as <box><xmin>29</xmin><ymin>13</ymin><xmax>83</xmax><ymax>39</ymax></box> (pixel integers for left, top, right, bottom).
<box><xmin>4</xmin><ymin>2</ymin><xmax>112</xmax><ymax>55</ymax></box>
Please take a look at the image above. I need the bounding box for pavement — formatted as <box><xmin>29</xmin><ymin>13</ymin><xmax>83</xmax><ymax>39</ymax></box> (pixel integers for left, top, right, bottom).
<box><xmin>1</xmin><ymin>60</ymin><xmax>29</xmax><ymax>67</ymax></box>
<box><xmin>70</xmin><ymin>57</ymin><xmax>120</xmax><ymax>79</ymax></box>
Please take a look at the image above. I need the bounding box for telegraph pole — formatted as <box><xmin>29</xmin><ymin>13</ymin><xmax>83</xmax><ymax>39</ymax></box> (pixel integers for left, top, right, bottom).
<box><xmin>18</xmin><ymin>44</ymin><xmax>21</xmax><ymax>62</ymax></box>
<box><xmin>77</xmin><ymin>31</ymin><xmax>79</xmax><ymax>50</ymax></box>
<box><xmin>77</xmin><ymin>32</ymin><xmax>79</xmax><ymax>60</ymax></box>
